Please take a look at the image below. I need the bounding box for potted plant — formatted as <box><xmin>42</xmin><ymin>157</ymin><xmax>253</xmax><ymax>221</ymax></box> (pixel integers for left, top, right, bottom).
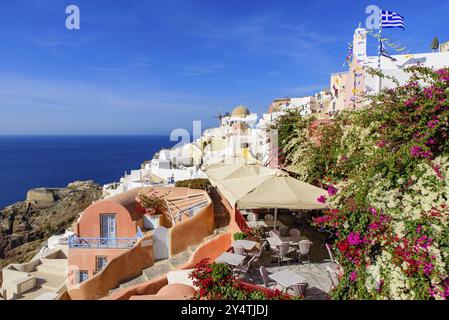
<box><xmin>137</xmin><ymin>191</ymin><xmax>169</xmax><ymax>229</ymax></box>
<box><xmin>233</xmin><ymin>232</ymin><xmax>248</xmax><ymax>241</ymax></box>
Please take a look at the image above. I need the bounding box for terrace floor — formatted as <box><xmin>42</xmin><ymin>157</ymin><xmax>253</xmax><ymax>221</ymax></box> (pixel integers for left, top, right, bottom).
<box><xmin>243</xmin><ymin>250</ymin><xmax>333</xmax><ymax>300</ymax></box>
<box><xmin>239</xmin><ymin>212</ymin><xmax>336</xmax><ymax>300</ymax></box>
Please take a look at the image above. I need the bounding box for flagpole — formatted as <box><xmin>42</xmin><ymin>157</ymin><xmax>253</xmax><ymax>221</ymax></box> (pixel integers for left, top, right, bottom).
<box><xmin>378</xmin><ymin>24</ymin><xmax>383</xmax><ymax>93</ymax></box>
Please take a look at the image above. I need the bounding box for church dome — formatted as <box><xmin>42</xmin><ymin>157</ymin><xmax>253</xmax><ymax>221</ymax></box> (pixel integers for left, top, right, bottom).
<box><xmin>268</xmin><ymin>104</ymin><xmax>281</xmax><ymax>114</ymax></box>
<box><xmin>231</xmin><ymin>105</ymin><xmax>250</xmax><ymax>117</ymax></box>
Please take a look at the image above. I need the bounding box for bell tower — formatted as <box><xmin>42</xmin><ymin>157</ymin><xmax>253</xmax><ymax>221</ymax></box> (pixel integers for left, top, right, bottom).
<box><xmin>353</xmin><ymin>24</ymin><xmax>367</xmax><ymax>63</ymax></box>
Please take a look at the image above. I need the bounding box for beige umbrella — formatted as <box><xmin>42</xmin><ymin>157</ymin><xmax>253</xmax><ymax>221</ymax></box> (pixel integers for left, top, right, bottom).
<box><xmin>206</xmin><ymin>163</ymin><xmax>279</xmax><ymax>187</ymax></box>
<box><xmin>214</xmin><ymin>170</ymin><xmax>327</xmax><ymax>229</ymax></box>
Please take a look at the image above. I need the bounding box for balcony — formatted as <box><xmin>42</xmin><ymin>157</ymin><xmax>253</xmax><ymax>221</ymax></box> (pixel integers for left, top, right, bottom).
<box><xmin>68</xmin><ymin>236</ymin><xmax>138</xmax><ymax>249</ymax></box>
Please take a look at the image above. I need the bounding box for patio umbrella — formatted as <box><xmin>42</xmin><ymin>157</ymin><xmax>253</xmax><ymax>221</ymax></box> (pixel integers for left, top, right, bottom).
<box><xmin>205</xmin><ymin>163</ymin><xmax>279</xmax><ymax>187</ymax></box>
<box><xmin>213</xmin><ymin>169</ymin><xmax>327</xmax><ymax>229</ymax></box>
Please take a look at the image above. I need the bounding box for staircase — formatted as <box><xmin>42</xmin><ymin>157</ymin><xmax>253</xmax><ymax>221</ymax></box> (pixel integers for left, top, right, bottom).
<box><xmin>108</xmin><ymin>226</ymin><xmax>228</xmax><ymax>295</ymax></box>
<box><xmin>36</xmin><ymin>259</ymin><xmax>67</xmax><ymax>276</ymax></box>
<box><xmin>34</xmin><ymin>258</ymin><xmax>68</xmax><ymax>291</ymax></box>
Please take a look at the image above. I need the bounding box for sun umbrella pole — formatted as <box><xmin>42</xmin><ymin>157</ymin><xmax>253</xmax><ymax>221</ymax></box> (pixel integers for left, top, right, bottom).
<box><xmin>273</xmin><ymin>208</ymin><xmax>278</xmax><ymax>231</ymax></box>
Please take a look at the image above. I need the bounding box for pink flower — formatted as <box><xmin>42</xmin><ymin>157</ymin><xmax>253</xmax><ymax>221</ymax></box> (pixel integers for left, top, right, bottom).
<box><xmin>327</xmin><ymin>185</ymin><xmax>338</xmax><ymax>196</ymax></box>
<box><xmin>317</xmin><ymin>195</ymin><xmax>327</xmax><ymax>204</ymax></box>
<box><xmin>350</xmin><ymin>271</ymin><xmax>358</xmax><ymax>282</ymax></box>
<box><xmin>432</xmin><ymin>163</ymin><xmax>444</xmax><ymax>180</ymax></box>
<box><xmin>410</xmin><ymin>145</ymin><xmax>423</xmax><ymax>157</ymax></box>
<box><xmin>424</xmin><ymin>263</ymin><xmax>434</xmax><ymax>276</ymax></box>
<box><xmin>437</xmin><ymin>68</ymin><xmax>449</xmax><ymax>82</ymax></box>
<box><xmin>376</xmin><ymin>140</ymin><xmax>386</xmax><ymax>148</ymax></box>
<box><xmin>348</xmin><ymin>232</ymin><xmax>362</xmax><ymax>246</ymax></box>
<box><xmin>427</xmin><ymin>120</ymin><xmax>439</xmax><ymax>129</ymax></box>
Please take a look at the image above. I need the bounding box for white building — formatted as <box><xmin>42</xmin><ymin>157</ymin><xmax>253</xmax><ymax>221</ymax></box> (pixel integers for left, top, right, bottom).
<box><xmin>340</xmin><ymin>27</ymin><xmax>449</xmax><ymax>109</ymax></box>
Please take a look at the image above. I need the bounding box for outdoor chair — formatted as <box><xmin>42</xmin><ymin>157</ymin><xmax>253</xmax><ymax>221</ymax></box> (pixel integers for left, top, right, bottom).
<box><xmin>269</xmin><ymin>230</ymin><xmax>280</xmax><ymax>238</ymax></box>
<box><xmin>259</xmin><ymin>266</ymin><xmax>276</xmax><ymax>289</ymax></box>
<box><xmin>233</xmin><ymin>246</ymin><xmax>246</xmax><ymax>256</ymax></box>
<box><xmin>326</xmin><ymin>266</ymin><xmax>339</xmax><ymax>291</ymax></box>
<box><xmin>289</xmin><ymin>283</ymin><xmax>309</xmax><ymax>298</ymax></box>
<box><xmin>247</xmin><ymin>213</ymin><xmax>257</xmax><ymax>222</ymax></box>
<box><xmin>289</xmin><ymin>228</ymin><xmax>301</xmax><ymax>238</ymax></box>
<box><xmin>271</xmin><ymin>243</ymin><xmax>295</xmax><ymax>268</ymax></box>
<box><xmin>264</xmin><ymin>214</ymin><xmax>274</xmax><ymax>223</ymax></box>
<box><xmin>233</xmin><ymin>255</ymin><xmax>256</xmax><ymax>280</ymax></box>
<box><xmin>279</xmin><ymin>226</ymin><xmax>289</xmax><ymax>237</ymax></box>
<box><xmin>325</xmin><ymin>243</ymin><xmax>338</xmax><ymax>266</ymax></box>
<box><xmin>248</xmin><ymin>241</ymin><xmax>266</xmax><ymax>267</ymax></box>
<box><xmin>298</xmin><ymin>240</ymin><xmax>313</xmax><ymax>268</ymax></box>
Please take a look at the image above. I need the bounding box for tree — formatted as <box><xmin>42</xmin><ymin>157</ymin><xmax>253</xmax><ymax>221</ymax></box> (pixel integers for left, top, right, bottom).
<box><xmin>431</xmin><ymin>37</ymin><xmax>440</xmax><ymax>52</ymax></box>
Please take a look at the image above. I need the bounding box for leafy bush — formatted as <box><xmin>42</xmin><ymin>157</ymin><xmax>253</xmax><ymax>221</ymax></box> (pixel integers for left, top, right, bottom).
<box><xmin>175</xmin><ymin>178</ymin><xmax>211</xmax><ymax>190</ymax></box>
<box><xmin>276</xmin><ymin>66</ymin><xmax>449</xmax><ymax>300</ymax></box>
<box><xmin>233</xmin><ymin>232</ymin><xmax>248</xmax><ymax>241</ymax></box>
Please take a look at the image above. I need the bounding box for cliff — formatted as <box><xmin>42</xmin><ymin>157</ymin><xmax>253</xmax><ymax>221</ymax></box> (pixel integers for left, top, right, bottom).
<box><xmin>0</xmin><ymin>181</ymin><xmax>102</xmax><ymax>274</ymax></box>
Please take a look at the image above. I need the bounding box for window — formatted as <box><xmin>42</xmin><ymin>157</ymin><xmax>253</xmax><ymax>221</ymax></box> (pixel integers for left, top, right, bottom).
<box><xmin>100</xmin><ymin>214</ymin><xmax>117</xmax><ymax>239</ymax></box>
<box><xmin>96</xmin><ymin>256</ymin><xmax>108</xmax><ymax>272</ymax></box>
<box><xmin>76</xmin><ymin>270</ymin><xmax>88</xmax><ymax>284</ymax></box>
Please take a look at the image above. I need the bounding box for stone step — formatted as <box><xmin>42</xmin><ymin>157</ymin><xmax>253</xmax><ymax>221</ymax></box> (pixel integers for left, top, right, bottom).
<box><xmin>36</xmin><ymin>264</ymin><xmax>66</xmax><ymax>276</ymax></box>
<box><xmin>187</xmin><ymin>244</ymin><xmax>200</xmax><ymax>254</ymax></box>
<box><xmin>168</xmin><ymin>250</ymin><xmax>190</xmax><ymax>268</ymax></box>
<box><xmin>142</xmin><ymin>261</ymin><xmax>174</xmax><ymax>281</ymax></box>
<box><xmin>119</xmin><ymin>273</ymin><xmax>148</xmax><ymax>289</ymax></box>
<box><xmin>107</xmin><ymin>224</ymin><xmax>229</xmax><ymax>297</ymax></box>
<box><xmin>34</xmin><ymin>272</ymin><xmax>66</xmax><ymax>291</ymax></box>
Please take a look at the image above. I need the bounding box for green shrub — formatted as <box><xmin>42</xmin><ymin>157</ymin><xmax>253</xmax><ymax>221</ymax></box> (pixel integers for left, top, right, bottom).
<box><xmin>175</xmin><ymin>178</ymin><xmax>211</xmax><ymax>190</ymax></box>
<box><xmin>233</xmin><ymin>232</ymin><xmax>248</xmax><ymax>241</ymax></box>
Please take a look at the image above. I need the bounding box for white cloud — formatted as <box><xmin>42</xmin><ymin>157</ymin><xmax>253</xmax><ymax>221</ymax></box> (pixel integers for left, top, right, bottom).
<box><xmin>0</xmin><ymin>73</ymin><xmax>217</xmax><ymax>134</ymax></box>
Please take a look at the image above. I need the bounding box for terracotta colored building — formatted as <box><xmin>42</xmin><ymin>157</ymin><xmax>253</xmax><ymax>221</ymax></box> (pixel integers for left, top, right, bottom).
<box><xmin>67</xmin><ymin>188</ymin><xmax>145</xmax><ymax>287</ymax></box>
<box><xmin>67</xmin><ymin>186</ymin><xmax>213</xmax><ymax>289</ymax></box>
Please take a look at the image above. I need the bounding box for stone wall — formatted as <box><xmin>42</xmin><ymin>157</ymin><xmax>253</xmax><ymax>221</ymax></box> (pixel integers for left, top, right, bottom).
<box><xmin>103</xmin><ymin>232</ymin><xmax>232</xmax><ymax>300</ymax></box>
<box><xmin>169</xmin><ymin>201</ymin><xmax>215</xmax><ymax>256</ymax></box>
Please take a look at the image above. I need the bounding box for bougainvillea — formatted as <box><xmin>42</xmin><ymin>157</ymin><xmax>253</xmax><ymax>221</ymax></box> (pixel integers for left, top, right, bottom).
<box><xmin>276</xmin><ymin>66</ymin><xmax>449</xmax><ymax>300</ymax></box>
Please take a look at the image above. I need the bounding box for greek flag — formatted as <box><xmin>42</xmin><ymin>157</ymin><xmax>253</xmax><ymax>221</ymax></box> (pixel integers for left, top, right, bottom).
<box><xmin>381</xmin><ymin>10</ymin><xmax>405</xmax><ymax>29</ymax></box>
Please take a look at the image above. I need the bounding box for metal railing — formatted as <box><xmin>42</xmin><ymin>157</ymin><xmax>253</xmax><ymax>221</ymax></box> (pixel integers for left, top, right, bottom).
<box><xmin>68</xmin><ymin>236</ymin><xmax>138</xmax><ymax>249</ymax></box>
<box><xmin>171</xmin><ymin>200</ymin><xmax>209</xmax><ymax>224</ymax></box>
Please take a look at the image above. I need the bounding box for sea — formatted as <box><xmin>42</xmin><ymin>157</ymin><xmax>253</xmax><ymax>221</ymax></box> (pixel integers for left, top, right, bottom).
<box><xmin>0</xmin><ymin>135</ymin><xmax>176</xmax><ymax>209</ymax></box>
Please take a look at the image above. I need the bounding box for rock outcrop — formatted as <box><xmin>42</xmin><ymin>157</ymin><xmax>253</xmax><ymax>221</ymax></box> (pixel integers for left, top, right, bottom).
<box><xmin>0</xmin><ymin>181</ymin><xmax>102</xmax><ymax>273</ymax></box>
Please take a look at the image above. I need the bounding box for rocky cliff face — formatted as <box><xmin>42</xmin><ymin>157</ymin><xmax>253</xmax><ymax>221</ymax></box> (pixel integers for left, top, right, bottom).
<box><xmin>0</xmin><ymin>181</ymin><xmax>102</xmax><ymax>271</ymax></box>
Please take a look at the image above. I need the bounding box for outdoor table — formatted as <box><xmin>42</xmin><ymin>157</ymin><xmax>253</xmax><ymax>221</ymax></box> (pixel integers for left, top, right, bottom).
<box><xmin>268</xmin><ymin>269</ymin><xmax>307</xmax><ymax>292</ymax></box>
<box><xmin>267</xmin><ymin>236</ymin><xmax>308</xmax><ymax>248</ymax></box>
<box><xmin>247</xmin><ymin>221</ymin><xmax>268</xmax><ymax>228</ymax></box>
<box><xmin>233</xmin><ymin>240</ymin><xmax>258</xmax><ymax>251</ymax></box>
<box><xmin>215</xmin><ymin>252</ymin><xmax>246</xmax><ymax>267</ymax></box>
<box><xmin>266</xmin><ymin>237</ymin><xmax>283</xmax><ymax>248</ymax></box>
<box><xmin>281</xmin><ymin>236</ymin><xmax>308</xmax><ymax>245</ymax></box>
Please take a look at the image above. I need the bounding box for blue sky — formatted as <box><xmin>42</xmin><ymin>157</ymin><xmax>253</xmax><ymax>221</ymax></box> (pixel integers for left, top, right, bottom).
<box><xmin>0</xmin><ymin>0</ymin><xmax>448</xmax><ymax>135</ymax></box>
